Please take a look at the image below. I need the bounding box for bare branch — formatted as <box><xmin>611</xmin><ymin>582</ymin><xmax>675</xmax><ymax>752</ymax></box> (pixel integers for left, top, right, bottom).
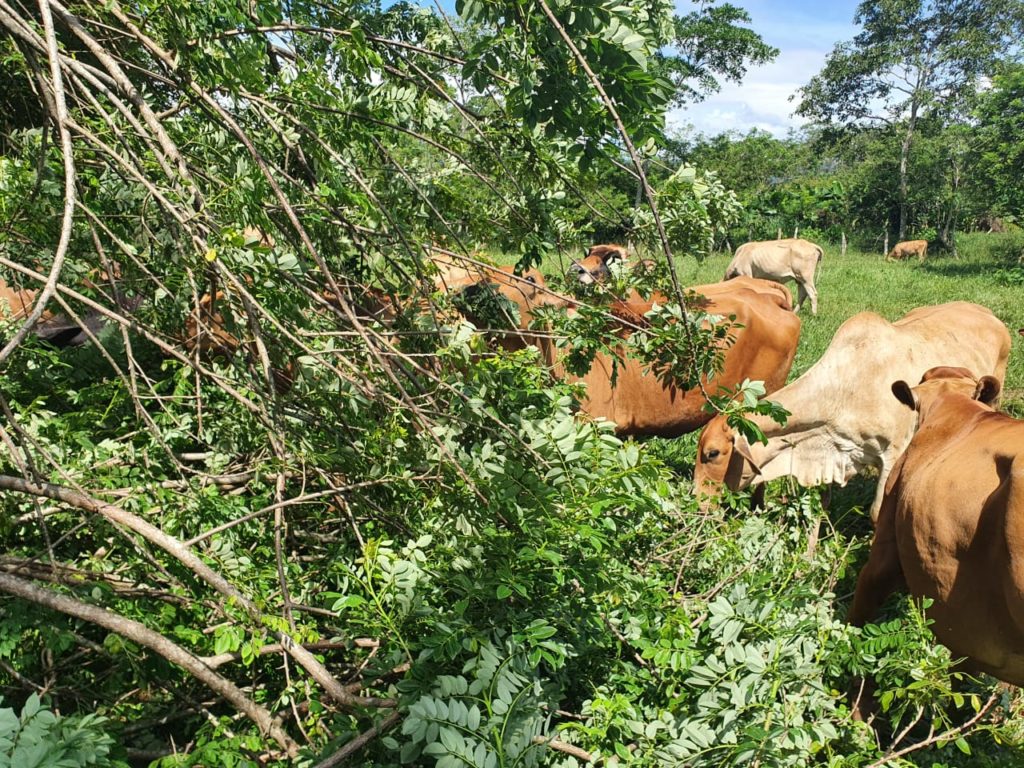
<box><xmin>0</xmin><ymin>571</ymin><xmax>299</xmax><ymax>754</ymax></box>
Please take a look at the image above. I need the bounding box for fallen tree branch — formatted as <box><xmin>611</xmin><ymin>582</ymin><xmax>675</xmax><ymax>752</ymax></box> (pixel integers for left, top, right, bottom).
<box><xmin>0</xmin><ymin>473</ymin><xmax>398</xmax><ymax>711</ymax></box>
<box><xmin>0</xmin><ymin>571</ymin><xmax>298</xmax><ymax>755</ymax></box>
<box><xmin>0</xmin><ymin>0</ymin><xmax>74</xmax><ymax>369</ymax></box>
<box><xmin>532</xmin><ymin>735</ymin><xmax>596</xmax><ymax>762</ymax></box>
<box><xmin>200</xmin><ymin>640</ymin><xmax>349</xmax><ymax>669</ymax></box>
<box><xmin>312</xmin><ymin>711</ymin><xmax>403</xmax><ymax>768</ymax></box>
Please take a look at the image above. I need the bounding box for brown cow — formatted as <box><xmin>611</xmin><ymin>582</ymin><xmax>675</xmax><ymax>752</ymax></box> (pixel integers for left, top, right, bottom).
<box><xmin>0</xmin><ymin>277</ymin><xmax>112</xmax><ymax>347</ymax></box>
<box><xmin>693</xmin><ymin>302</ymin><xmax>1011</xmax><ymax>521</ymax></box>
<box><xmin>886</xmin><ymin>239</ymin><xmax>928</xmax><ymax>262</ymax></box>
<box><xmin>455</xmin><ymin>273</ymin><xmax>801</xmax><ymax>437</ymax></box>
<box><xmin>567</xmin><ymin>244</ymin><xmax>629</xmax><ymax>285</ymax></box>
<box><xmin>566</xmin><ymin>244</ymin><xmax>660</xmax><ymax>287</ymax></box>
<box><xmin>847</xmin><ymin>366</ymin><xmax>1024</xmax><ymax>717</ymax></box>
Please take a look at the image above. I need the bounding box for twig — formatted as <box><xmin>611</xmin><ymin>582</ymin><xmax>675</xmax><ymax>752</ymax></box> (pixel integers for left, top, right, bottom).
<box><xmin>312</xmin><ymin>711</ymin><xmax>403</xmax><ymax>768</ymax></box>
<box><xmin>532</xmin><ymin>735</ymin><xmax>595</xmax><ymax>762</ymax></box>
<box><xmin>0</xmin><ymin>571</ymin><xmax>298</xmax><ymax>754</ymax></box>
<box><xmin>866</xmin><ymin>691</ymin><xmax>1001</xmax><ymax>767</ymax></box>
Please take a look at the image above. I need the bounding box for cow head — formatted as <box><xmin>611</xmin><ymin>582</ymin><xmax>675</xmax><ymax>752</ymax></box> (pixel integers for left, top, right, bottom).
<box><xmin>892</xmin><ymin>366</ymin><xmax>1001</xmax><ymax>415</ymax></box>
<box><xmin>567</xmin><ymin>244</ymin><xmax>627</xmax><ymax>285</ymax></box>
<box><xmin>453</xmin><ymin>269</ymin><xmax>564</xmax><ymax>352</ymax></box>
<box><xmin>693</xmin><ymin>415</ymin><xmax>763</xmax><ymax>506</ymax></box>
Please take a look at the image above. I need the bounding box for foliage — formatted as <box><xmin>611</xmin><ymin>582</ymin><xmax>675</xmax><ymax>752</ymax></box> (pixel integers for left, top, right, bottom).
<box><xmin>975</xmin><ymin>62</ymin><xmax>1024</xmax><ymax>224</ymax></box>
<box><xmin>795</xmin><ymin>0</ymin><xmax>1024</xmax><ymax>240</ymax></box>
<box><xmin>0</xmin><ymin>694</ymin><xmax>125</xmax><ymax>768</ymax></box>
<box><xmin>0</xmin><ymin>0</ymin><xmax>1022</xmax><ymax>766</ymax></box>
<box><xmin>657</xmin><ymin>2</ymin><xmax>778</xmax><ymax>105</ymax></box>
<box><xmin>632</xmin><ymin>164</ymin><xmax>741</xmax><ymax>258</ymax></box>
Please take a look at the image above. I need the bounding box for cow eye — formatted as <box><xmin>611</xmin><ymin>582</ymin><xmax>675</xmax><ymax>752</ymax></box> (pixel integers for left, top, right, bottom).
<box><xmin>525</xmin><ymin>275</ymin><xmax>537</xmax><ymax>285</ymax></box>
<box><xmin>706</xmin><ymin>449</ymin><xmax>721</xmax><ymax>460</ymax></box>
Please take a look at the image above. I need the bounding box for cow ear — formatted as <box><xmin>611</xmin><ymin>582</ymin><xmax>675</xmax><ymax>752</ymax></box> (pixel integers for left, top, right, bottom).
<box><xmin>974</xmin><ymin>376</ymin><xmax>1001</xmax><ymax>405</ymax></box>
<box><xmin>892</xmin><ymin>380</ymin><xmax>918</xmax><ymax>411</ymax></box>
<box><xmin>732</xmin><ymin>436</ymin><xmax>762</xmax><ymax>475</ymax></box>
<box><xmin>606</xmin><ymin>248</ymin><xmax>623</xmax><ymax>264</ymax></box>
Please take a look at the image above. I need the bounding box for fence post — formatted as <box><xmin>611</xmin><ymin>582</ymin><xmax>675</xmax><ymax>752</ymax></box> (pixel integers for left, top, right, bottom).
<box><xmin>883</xmin><ymin>231</ymin><xmax>889</xmax><ymax>259</ymax></box>
<box><xmin>841</xmin><ymin>231</ymin><xmax>847</xmax><ymax>257</ymax></box>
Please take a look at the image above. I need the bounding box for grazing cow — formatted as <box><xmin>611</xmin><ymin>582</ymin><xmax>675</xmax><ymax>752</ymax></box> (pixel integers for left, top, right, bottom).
<box><xmin>0</xmin><ymin>278</ymin><xmax>111</xmax><ymax>347</ymax></box>
<box><xmin>456</xmin><ymin>273</ymin><xmax>801</xmax><ymax>437</ymax></box>
<box><xmin>724</xmin><ymin>238</ymin><xmax>821</xmax><ymax>314</ymax></box>
<box><xmin>568</xmin><ymin>244</ymin><xmax>629</xmax><ymax>285</ymax></box>
<box><xmin>848</xmin><ymin>366</ymin><xmax>1024</xmax><ymax>712</ymax></box>
<box><xmin>886</xmin><ymin>239</ymin><xmax>928</xmax><ymax>262</ymax></box>
<box><xmin>693</xmin><ymin>302</ymin><xmax>1011</xmax><ymax>521</ymax></box>
<box><xmin>425</xmin><ymin>251</ymin><xmax>527</xmax><ymax>294</ymax></box>
<box><xmin>566</xmin><ymin>244</ymin><xmax>660</xmax><ymax>287</ymax></box>
<box><xmin>183</xmin><ymin>287</ymin><xmax>297</xmax><ymax>393</ymax></box>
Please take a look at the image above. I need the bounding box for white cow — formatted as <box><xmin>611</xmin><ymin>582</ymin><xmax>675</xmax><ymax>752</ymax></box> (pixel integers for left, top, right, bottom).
<box><xmin>725</xmin><ymin>238</ymin><xmax>823</xmax><ymax>314</ymax></box>
<box><xmin>692</xmin><ymin>302</ymin><xmax>1011</xmax><ymax>521</ymax></box>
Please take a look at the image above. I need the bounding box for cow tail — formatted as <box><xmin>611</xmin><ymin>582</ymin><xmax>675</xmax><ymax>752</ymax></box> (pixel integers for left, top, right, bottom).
<box><xmin>816</xmin><ymin>246</ymin><xmax>823</xmax><ymax>263</ymax></box>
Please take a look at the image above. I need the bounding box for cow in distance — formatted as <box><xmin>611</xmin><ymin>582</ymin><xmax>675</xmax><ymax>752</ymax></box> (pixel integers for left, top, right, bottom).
<box><xmin>886</xmin><ymin>239</ymin><xmax>928</xmax><ymax>262</ymax></box>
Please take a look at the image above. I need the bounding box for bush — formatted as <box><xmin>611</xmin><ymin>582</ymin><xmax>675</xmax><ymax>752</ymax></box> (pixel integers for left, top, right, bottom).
<box><xmin>0</xmin><ymin>694</ymin><xmax>125</xmax><ymax>768</ymax></box>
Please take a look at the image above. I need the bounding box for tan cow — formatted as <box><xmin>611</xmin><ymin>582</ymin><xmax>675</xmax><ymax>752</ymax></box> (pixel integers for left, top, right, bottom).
<box><xmin>456</xmin><ymin>273</ymin><xmax>801</xmax><ymax>437</ymax></box>
<box><xmin>693</xmin><ymin>302</ymin><xmax>1011</xmax><ymax>521</ymax></box>
<box><xmin>724</xmin><ymin>238</ymin><xmax>820</xmax><ymax>314</ymax></box>
<box><xmin>886</xmin><ymin>239</ymin><xmax>928</xmax><ymax>262</ymax></box>
<box><xmin>848</xmin><ymin>366</ymin><xmax>1024</xmax><ymax>711</ymax></box>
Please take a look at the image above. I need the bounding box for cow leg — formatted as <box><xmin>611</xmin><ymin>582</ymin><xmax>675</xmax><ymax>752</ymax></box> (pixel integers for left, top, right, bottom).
<box><xmin>848</xmin><ymin>537</ymin><xmax>903</xmax><ymax>627</ymax></box>
<box><xmin>795</xmin><ymin>284</ymin><xmax>808</xmax><ymax>313</ymax></box>
<box><xmin>801</xmin><ymin>280</ymin><xmax>818</xmax><ymax>315</ymax></box>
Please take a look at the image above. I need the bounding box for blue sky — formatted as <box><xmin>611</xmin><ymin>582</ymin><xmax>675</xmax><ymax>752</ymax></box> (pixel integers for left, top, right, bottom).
<box><xmin>670</xmin><ymin>0</ymin><xmax>862</xmax><ymax>137</ymax></box>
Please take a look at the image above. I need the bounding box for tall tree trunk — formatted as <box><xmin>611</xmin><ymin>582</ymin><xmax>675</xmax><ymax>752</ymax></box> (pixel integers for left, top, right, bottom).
<box><xmin>897</xmin><ymin>69</ymin><xmax>927</xmax><ymax>242</ymax></box>
<box><xmin>897</xmin><ymin>117</ymin><xmax>916</xmax><ymax>242</ymax></box>
<box><xmin>941</xmin><ymin>143</ymin><xmax>962</xmax><ymax>257</ymax></box>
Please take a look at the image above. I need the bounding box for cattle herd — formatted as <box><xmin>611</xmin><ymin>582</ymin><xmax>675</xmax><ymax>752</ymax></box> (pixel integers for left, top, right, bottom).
<box><xmin>1</xmin><ymin>235</ymin><xmax>1019</xmax><ymax>718</ymax></box>
<box><xmin>435</xmin><ymin>238</ymin><xmax>1023</xmax><ymax>717</ymax></box>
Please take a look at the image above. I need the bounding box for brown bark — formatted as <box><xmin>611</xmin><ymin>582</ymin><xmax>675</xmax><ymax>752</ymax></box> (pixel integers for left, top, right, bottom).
<box><xmin>0</xmin><ymin>572</ymin><xmax>298</xmax><ymax>755</ymax></box>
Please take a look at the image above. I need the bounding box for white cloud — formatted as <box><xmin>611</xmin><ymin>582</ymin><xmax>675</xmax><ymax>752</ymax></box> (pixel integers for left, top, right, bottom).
<box><xmin>665</xmin><ymin>0</ymin><xmax>861</xmax><ymax>138</ymax></box>
<box><xmin>667</xmin><ymin>47</ymin><xmax>829</xmax><ymax>138</ymax></box>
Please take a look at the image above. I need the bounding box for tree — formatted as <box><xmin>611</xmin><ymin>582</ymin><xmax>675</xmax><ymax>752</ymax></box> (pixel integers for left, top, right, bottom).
<box><xmin>975</xmin><ymin>62</ymin><xmax>1024</xmax><ymax>223</ymax></box>
<box><xmin>795</xmin><ymin>0</ymin><xmax>1024</xmax><ymax>241</ymax></box>
<box><xmin>658</xmin><ymin>1</ymin><xmax>779</xmax><ymax>105</ymax></box>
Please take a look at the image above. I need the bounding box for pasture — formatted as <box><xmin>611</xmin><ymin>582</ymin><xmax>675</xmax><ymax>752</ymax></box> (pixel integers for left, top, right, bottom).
<box><xmin>683</xmin><ymin>234</ymin><xmax>1024</xmax><ymax>395</ymax></box>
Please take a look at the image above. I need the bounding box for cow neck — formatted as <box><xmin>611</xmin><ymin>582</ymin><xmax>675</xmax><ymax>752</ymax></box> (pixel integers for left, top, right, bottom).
<box><xmin>915</xmin><ymin>392</ymin><xmax>994</xmax><ymax>440</ymax></box>
<box><xmin>733</xmin><ymin>369</ymin><xmax>844</xmax><ymax>483</ymax></box>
